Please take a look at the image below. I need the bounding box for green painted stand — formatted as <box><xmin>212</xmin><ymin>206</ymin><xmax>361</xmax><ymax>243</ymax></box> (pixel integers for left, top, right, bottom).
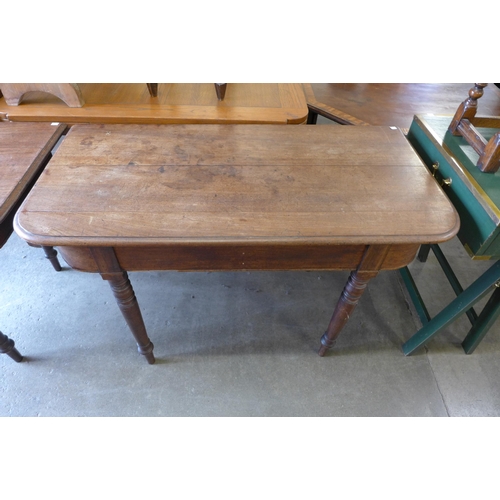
<box><xmin>400</xmin><ymin>114</ymin><xmax>500</xmax><ymax>355</ymax></box>
<box><xmin>401</xmin><ymin>258</ymin><xmax>500</xmax><ymax>355</ymax></box>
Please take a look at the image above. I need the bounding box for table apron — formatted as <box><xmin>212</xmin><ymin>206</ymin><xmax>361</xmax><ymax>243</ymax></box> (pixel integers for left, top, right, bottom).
<box><xmin>57</xmin><ymin>243</ymin><xmax>420</xmax><ymax>273</ymax></box>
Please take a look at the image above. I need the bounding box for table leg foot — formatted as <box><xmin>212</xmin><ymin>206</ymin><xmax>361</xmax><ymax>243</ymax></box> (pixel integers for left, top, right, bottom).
<box><xmin>42</xmin><ymin>246</ymin><xmax>62</xmax><ymax>271</ymax></box>
<box><xmin>106</xmin><ymin>271</ymin><xmax>156</xmax><ymax>364</ymax></box>
<box><xmin>138</xmin><ymin>342</ymin><xmax>155</xmax><ymax>364</ymax></box>
<box><xmin>0</xmin><ymin>331</ymin><xmax>24</xmax><ymax>362</ymax></box>
<box><xmin>318</xmin><ymin>335</ymin><xmax>336</xmax><ymax>356</ymax></box>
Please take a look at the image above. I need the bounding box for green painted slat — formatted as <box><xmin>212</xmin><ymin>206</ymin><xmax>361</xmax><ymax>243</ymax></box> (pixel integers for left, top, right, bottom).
<box><xmin>402</xmin><ymin>261</ymin><xmax>500</xmax><ymax>355</ymax></box>
<box><xmin>430</xmin><ymin>244</ymin><xmax>478</xmax><ymax>325</ymax></box>
<box><xmin>462</xmin><ymin>287</ymin><xmax>500</xmax><ymax>353</ymax></box>
<box><xmin>399</xmin><ymin>266</ymin><xmax>431</xmax><ymax>326</ymax></box>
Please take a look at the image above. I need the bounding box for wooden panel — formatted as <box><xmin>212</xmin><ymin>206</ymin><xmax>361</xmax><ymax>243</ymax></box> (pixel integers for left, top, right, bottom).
<box><xmin>0</xmin><ymin>84</ymin><xmax>84</xmax><ymax>107</ymax></box>
<box><xmin>0</xmin><ymin>122</ymin><xmax>67</xmax><ymax>224</ymax></box>
<box><xmin>14</xmin><ymin>124</ymin><xmax>459</xmax><ymax>248</ymax></box>
<box><xmin>0</xmin><ymin>83</ymin><xmax>308</xmax><ymax>125</ymax></box>
<box><xmin>46</xmin><ymin>123</ymin><xmax>420</xmax><ymax>167</ymax></box>
<box><xmin>58</xmin><ymin>243</ymin><xmax>419</xmax><ymax>273</ymax></box>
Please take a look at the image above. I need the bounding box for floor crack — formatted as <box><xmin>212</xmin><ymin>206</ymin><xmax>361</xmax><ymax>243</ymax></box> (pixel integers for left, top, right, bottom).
<box><xmin>425</xmin><ymin>346</ymin><xmax>451</xmax><ymax>416</ymax></box>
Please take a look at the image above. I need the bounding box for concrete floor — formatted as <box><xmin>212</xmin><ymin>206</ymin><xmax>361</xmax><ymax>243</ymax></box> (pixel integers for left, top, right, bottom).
<box><xmin>2</xmin><ymin>118</ymin><xmax>500</xmax><ymax>417</ymax></box>
<box><xmin>2</xmin><ymin>226</ymin><xmax>500</xmax><ymax>417</ymax></box>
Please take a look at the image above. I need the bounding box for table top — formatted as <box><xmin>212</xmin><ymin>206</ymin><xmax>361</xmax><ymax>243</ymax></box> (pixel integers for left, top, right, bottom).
<box><xmin>304</xmin><ymin>83</ymin><xmax>500</xmax><ymax>129</ymax></box>
<box><xmin>14</xmin><ymin>123</ymin><xmax>459</xmax><ymax>248</ymax></box>
<box><xmin>0</xmin><ymin>83</ymin><xmax>308</xmax><ymax>125</ymax></box>
<box><xmin>0</xmin><ymin>121</ymin><xmax>66</xmax><ymax>225</ymax></box>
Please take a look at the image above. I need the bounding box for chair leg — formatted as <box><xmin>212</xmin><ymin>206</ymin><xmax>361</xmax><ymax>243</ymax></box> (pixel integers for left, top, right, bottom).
<box><xmin>0</xmin><ymin>331</ymin><xmax>23</xmax><ymax>362</ymax></box>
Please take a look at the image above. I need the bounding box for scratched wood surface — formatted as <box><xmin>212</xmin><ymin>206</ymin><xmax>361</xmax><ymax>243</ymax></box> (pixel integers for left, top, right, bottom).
<box><xmin>1</xmin><ymin>121</ymin><xmax>66</xmax><ymax>247</ymax></box>
<box><xmin>0</xmin><ymin>83</ymin><xmax>308</xmax><ymax>124</ymax></box>
<box><xmin>0</xmin><ymin>122</ymin><xmax>66</xmax><ymax>223</ymax></box>
<box><xmin>15</xmin><ymin>124</ymin><xmax>459</xmax><ymax>248</ymax></box>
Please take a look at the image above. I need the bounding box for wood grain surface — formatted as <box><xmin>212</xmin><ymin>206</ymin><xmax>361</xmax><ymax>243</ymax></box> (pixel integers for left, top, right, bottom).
<box><xmin>15</xmin><ymin>124</ymin><xmax>459</xmax><ymax>247</ymax></box>
<box><xmin>0</xmin><ymin>83</ymin><xmax>308</xmax><ymax>125</ymax></box>
<box><xmin>0</xmin><ymin>122</ymin><xmax>67</xmax><ymax>224</ymax></box>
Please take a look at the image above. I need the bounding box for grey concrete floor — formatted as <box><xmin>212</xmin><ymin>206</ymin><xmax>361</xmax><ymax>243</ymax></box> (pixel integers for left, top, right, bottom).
<box><xmin>2</xmin><ymin>228</ymin><xmax>500</xmax><ymax>417</ymax></box>
<box><xmin>2</xmin><ymin>116</ymin><xmax>500</xmax><ymax>417</ymax></box>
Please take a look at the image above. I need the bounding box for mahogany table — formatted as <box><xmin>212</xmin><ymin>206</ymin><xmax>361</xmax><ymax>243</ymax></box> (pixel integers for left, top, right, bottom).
<box><xmin>14</xmin><ymin>124</ymin><xmax>459</xmax><ymax>363</ymax></box>
<box><xmin>0</xmin><ymin>121</ymin><xmax>67</xmax><ymax>362</ymax></box>
<box><xmin>0</xmin><ymin>83</ymin><xmax>308</xmax><ymax>125</ymax></box>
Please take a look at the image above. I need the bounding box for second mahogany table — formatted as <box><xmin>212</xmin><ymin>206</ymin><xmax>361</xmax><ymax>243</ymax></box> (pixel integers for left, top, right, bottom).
<box><xmin>14</xmin><ymin>124</ymin><xmax>459</xmax><ymax>363</ymax></box>
<box><xmin>1</xmin><ymin>121</ymin><xmax>66</xmax><ymax>361</ymax></box>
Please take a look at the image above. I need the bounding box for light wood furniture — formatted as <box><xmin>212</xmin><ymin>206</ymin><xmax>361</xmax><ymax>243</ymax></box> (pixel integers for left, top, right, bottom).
<box><xmin>0</xmin><ymin>83</ymin><xmax>308</xmax><ymax>124</ymax></box>
<box><xmin>147</xmin><ymin>83</ymin><xmax>228</xmax><ymax>99</ymax></box>
<box><xmin>448</xmin><ymin>83</ymin><xmax>500</xmax><ymax>173</ymax></box>
<box><xmin>0</xmin><ymin>84</ymin><xmax>85</xmax><ymax>107</ymax></box>
<box><xmin>1</xmin><ymin>121</ymin><xmax>67</xmax><ymax>362</ymax></box>
<box><xmin>14</xmin><ymin>124</ymin><xmax>459</xmax><ymax>363</ymax></box>
<box><xmin>1</xmin><ymin>83</ymin><xmax>228</xmax><ymax>103</ymax></box>
<box><xmin>303</xmin><ymin>83</ymin><xmax>500</xmax><ymax>129</ymax></box>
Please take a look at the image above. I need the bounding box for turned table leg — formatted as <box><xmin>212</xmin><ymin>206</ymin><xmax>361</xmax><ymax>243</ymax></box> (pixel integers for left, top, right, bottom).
<box><xmin>0</xmin><ymin>331</ymin><xmax>23</xmax><ymax>362</ymax></box>
<box><xmin>319</xmin><ymin>270</ymin><xmax>378</xmax><ymax>356</ymax></box>
<box><xmin>104</xmin><ymin>271</ymin><xmax>155</xmax><ymax>364</ymax></box>
<box><xmin>42</xmin><ymin>246</ymin><xmax>62</xmax><ymax>271</ymax></box>
<box><xmin>318</xmin><ymin>245</ymin><xmax>390</xmax><ymax>356</ymax></box>
<box><xmin>90</xmin><ymin>247</ymin><xmax>155</xmax><ymax>364</ymax></box>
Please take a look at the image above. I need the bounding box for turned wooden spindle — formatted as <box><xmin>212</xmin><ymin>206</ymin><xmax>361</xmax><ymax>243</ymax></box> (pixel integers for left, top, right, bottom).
<box><xmin>105</xmin><ymin>271</ymin><xmax>155</xmax><ymax>364</ymax></box>
<box><xmin>0</xmin><ymin>331</ymin><xmax>23</xmax><ymax>362</ymax></box>
<box><xmin>318</xmin><ymin>245</ymin><xmax>390</xmax><ymax>356</ymax></box>
<box><xmin>318</xmin><ymin>270</ymin><xmax>378</xmax><ymax>356</ymax></box>
<box><xmin>448</xmin><ymin>83</ymin><xmax>500</xmax><ymax>173</ymax></box>
<box><xmin>449</xmin><ymin>83</ymin><xmax>488</xmax><ymax>134</ymax></box>
<box><xmin>90</xmin><ymin>246</ymin><xmax>155</xmax><ymax>364</ymax></box>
